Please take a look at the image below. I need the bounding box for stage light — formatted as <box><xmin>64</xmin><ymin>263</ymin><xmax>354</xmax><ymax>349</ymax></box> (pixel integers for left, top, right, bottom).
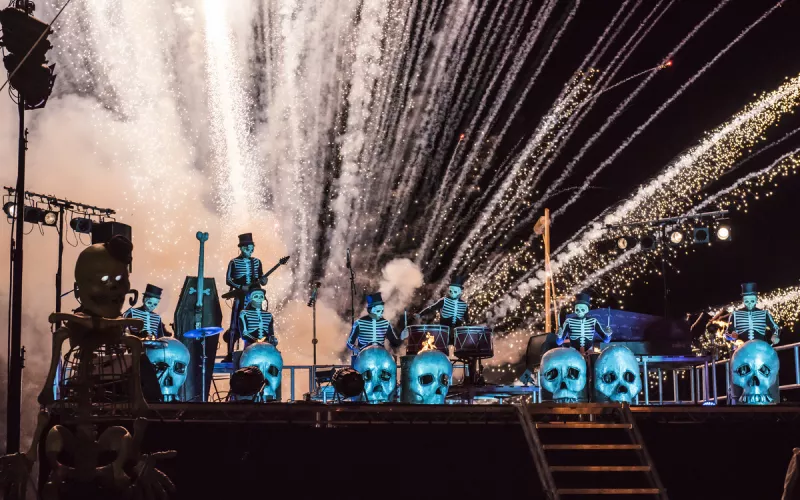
<box><xmin>3</xmin><ymin>201</ymin><xmax>16</xmax><ymax>218</ymax></box>
<box><xmin>669</xmin><ymin>230</ymin><xmax>683</xmax><ymax>246</ymax></box>
<box><xmin>716</xmin><ymin>226</ymin><xmax>731</xmax><ymax>241</ymax></box>
<box><xmin>229</xmin><ymin>366</ymin><xmax>265</xmax><ymax>397</ymax></box>
<box><xmin>42</xmin><ymin>210</ymin><xmax>58</xmax><ymax>226</ymax></box>
<box><xmin>331</xmin><ymin>367</ymin><xmax>364</xmax><ymax>398</ymax></box>
<box><xmin>639</xmin><ymin>234</ymin><xmax>657</xmax><ymax>250</ymax></box>
<box><xmin>617</xmin><ymin>236</ymin><xmax>636</xmax><ymax>250</ymax></box>
<box><xmin>693</xmin><ymin>227</ymin><xmax>710</xmax><ymax>244</ymax></box>
<box><xmin>69</xmin><ymin>217</ymin><xmax>93</xmax><ymax>234</ymax></box>
<box><xmin>22</xmin><ymin>206</ymin><xmax>44</xmax><ymax>224</ymax></box>
<box><xmin>314</xmin><ymin>366</ymin><xmax>336</xmax><ymax>385</ymax></box>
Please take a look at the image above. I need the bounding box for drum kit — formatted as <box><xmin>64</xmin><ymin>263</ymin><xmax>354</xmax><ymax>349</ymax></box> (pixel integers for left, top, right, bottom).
<box><xmin>404</xmin><ymin>324</ymin><xmax>494</xmax><ymax>385</ymax></box>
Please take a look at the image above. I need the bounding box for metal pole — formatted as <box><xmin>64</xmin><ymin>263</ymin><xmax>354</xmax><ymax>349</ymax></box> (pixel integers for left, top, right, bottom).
<box><xmin>543</xmin><ymin>209</ymin><xmax>551</xmax><ymax>334</ymax></box>
<box><xmin>55</xmin><ymin>205</ymin><xmax>64</xmax><ymax>320</ymax></box>
<box><xmin>660</xmin><ymin>231</ymin><xmax>668</xmax><ymax>318</ymax></box>
<box><xmin>312</xmin><ymin>300</ymin><xmax>317</xmax><ymax>387</ymax></box>
<box><xmin>6</xmin><ymin>90</ymin><xmax>26</xmax><ymax>454</ymax></box>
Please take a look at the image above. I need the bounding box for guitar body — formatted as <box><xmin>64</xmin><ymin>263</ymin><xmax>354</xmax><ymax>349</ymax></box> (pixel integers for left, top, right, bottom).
<box><xmin>222</xmin><ymin>256</ymin><xmax>290</xmax><ymax>300</ymax></box>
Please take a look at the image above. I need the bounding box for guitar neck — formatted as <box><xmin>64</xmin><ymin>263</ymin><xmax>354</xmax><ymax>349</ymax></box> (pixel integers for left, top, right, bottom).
<box><xmin>263</xmin><ymin>262</ymin><xmax>282</xmax><ymax>279</ymax></box>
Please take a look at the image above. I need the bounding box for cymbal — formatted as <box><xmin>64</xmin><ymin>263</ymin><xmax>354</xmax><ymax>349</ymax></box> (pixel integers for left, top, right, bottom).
<box><xmin>184</xmin><ymin>326</ymin><xmax>223</xmax><ymax>339</ymax></box>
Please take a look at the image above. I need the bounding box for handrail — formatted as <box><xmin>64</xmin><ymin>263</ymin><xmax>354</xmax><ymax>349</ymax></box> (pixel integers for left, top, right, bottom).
<box><xmin>515</xmin><ymin>405</ymin><xmax>559</xmax><ymax>500</ymax></box>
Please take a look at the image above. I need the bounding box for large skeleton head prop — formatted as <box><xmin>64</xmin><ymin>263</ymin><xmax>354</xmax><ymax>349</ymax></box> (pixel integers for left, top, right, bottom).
<box><xmin>594</xmin><ymin>345</ymin><xmax>642</xmax><ymax>403</ymax></box>
<box><xmin>541</xmin><ymin>348</ymin><xmax>587</xmax><ymax>403</ymax></box>
<box><xmin>731</xmin><ymin>340</ymin><xmax>779</xmax><ymax>405</ymax></box>
<box><xmin>240</xmin><ymin>343</ymin><xmax>283</xmax><ymax>401</ymax></box>
<box><xmin>74</xmin><ymin>237</ymin><xmax>132</xmax><ymax>318</ymax></box>
<box><xmin>146</xmin><ymin>338</ymin><xmax>190</xmax><ymax>402</ymax></box>
<box><xmin>406</xmin><ymin>351</ymin><xmax>451</xmax><ymax>404</ymax></box>
<box><xmin>354</xmin><ymin>346</ymin><xmax>396</xmax><ymax>403</ymax></box>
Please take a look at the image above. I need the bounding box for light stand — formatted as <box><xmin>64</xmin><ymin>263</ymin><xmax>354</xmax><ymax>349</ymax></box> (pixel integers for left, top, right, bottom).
<box><xmin>308</xmin><ymin>282</ymin><xmax>320</xmax><ymax>385</ymax></box>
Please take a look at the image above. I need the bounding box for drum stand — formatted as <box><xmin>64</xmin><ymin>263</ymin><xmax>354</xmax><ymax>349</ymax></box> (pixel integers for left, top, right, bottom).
<box><xmin>463</xmin><ymin>357</ymin><xmax>485</xmax><ymax>386</ymax></box>
<box><xmin>200</xmin><ymin>334</ymin><xmax>208</xmax><ymax>403</ymax></box>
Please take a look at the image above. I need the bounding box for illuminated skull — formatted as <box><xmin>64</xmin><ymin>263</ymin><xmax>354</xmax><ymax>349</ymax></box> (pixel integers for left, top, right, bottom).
<box><xmin>369</xmin><ymin>304</ymin><xmax>385</xmax><ymax>320</ymax></box>
<box><xmin>594</xmin><ymin>345</ymin><xmax>641</xmax><ymax>403</ymax></box>
<box><xmin>448</xmin><ymin>286</ymin><xmax>463</xmax><ymax>300</ymax></box>
<box><xmin>574</xmin><ymin>303</ymin><xmax>589</xmax><ymax>319</ymax></box>
<box><xmin>540</xmin><ymin>348</ymin><xmax>587</xmax><ymax>403</ymax></box>
<box><xmin>146</xmin><ymin>338</ymin><xmax>190</xmax><ymax>402</ymax></box>
<box><xmin>743</xmin><ymin>294</ymin><xmax>758</xmax><ymax>311</ymax></box>
<box><xmin>74</xmin><ymin>238</ymin><xmax>132</xmax><ymax>318</ymax></box>
<box><xmin>354</xmin><ymin>346</ymin><xmax>396</xmax><ymax>403</ymax></box>
<box><xmin>407</xmin><ymin>351</ymin><xmax>452</xmax><ymax>404</ymax></box>
<box><xmin>731</xmin><ymin>340</ymin><xmax>779</xmax><ymax>405</ymax></box>
<box><xmin>240</xmin><ymin>343</ymin><xmax>283</xmax><ymax>401</ymax></box>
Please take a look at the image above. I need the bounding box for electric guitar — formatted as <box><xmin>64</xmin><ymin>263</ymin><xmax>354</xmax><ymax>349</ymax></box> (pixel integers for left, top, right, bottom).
<box><xmin>221</xmin><ymin>256</ymin><xmax>290</xmax><ymax>300</ymax></box>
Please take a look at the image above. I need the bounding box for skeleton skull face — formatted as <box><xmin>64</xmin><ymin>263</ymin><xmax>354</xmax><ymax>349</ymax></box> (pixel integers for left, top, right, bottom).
<box><xmin>369</xmin><ymin>304</ymin><xmax>385</xmax><ymax>320</ymax></box>
<box><xmin>354</xmin><ymin>346</ymin><xmax>396</xmax><ymax>403</ymax></box>
<box><xmin>731</xmin><ymin>339</ymin><xmax>779</xmax><ymax>405</ymax></box>
<box><xmin>743</xmin><ymin>294</ymin><xmax>758</xmax><ymax>311</ymax></box>
<box><xmin>406</xmin><ymin>351</ymin><xmax>451</xmax><ymax>404</ymax></box>
<box><xmin>240</xmin><ymin>343</ymin><xmax>283</xmax><ymax>401</ymax></box>
<box><xmin>146</xmin><ymin>338</ymin><xmax>190</xmax><ymax>402</ymax></box>
<box><xmin>248</xmin><ymin>291</ymin><xmax>265</xmax><ymax>309</ymax></box>
<box><xmin>594</xmin><ymin>345</ymin><xmax>641</xmax><ymax>403</ymax></box>
<box><xmin>74</xmin><ymin>243</ymin><xmax>130</xmax><ymax>318</ymax></box>
<box><xmin>142</xmin><ymin>296</ymin><xmax>160</xmax><ymax>313</ymax></box>
<box><xmin>240</xmin><ymin>244</ymin><xmax>255</xmax><ymax>258</ymax></box>
<box><xmin>448</xmin><ymin>286</ymin><xmax>463</xmax><ymax>300</ymax></box>
<box><xmin>574</xmin><ymin>303</ymin><xmax>589</xmax><ymax>319</ymax></box>
<box><xmin>540</xmin><ymin>348</ymin><xmax>587</xmax><ymax>403</ymax></box>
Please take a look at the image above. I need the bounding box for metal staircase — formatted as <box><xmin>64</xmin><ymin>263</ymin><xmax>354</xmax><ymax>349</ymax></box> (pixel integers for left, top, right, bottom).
<box><xmin>517</xmin><ymin>403</ymin><xmax>668</xmax><ymax>499</ymax></box>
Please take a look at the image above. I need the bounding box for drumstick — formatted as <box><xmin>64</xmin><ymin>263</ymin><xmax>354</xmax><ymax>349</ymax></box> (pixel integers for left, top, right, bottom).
<box><xmin>404</xmin><ymin>310</ymin><xmax>407</xmax><ymax>330</ymax></box>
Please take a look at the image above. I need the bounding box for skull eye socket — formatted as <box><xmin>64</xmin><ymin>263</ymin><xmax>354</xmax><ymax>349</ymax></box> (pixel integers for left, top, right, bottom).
<box><xmin>759</xmin><ymin>364</ymin><xmax>771</xmax><ymax>377</ymax></box>
<box><xmin>267</xmin><ymin>365</ymin><xmax>280</xmax><ymax>377</ymax></box>
<box><xmin>155</xmin><ymin>362</ymin><xmax>169</xmax><ymax>373</ymax></box>
<box><xmin>379</xmin><ymin>370</ymin><xmax>392</xmax><ymax>382</ymax></box>
<box><xmin>363</xmin><ymin>370</ymin><xmax>373</xmax><ymax>381</ymax></box>
<box><xmin>173</xmin><ymin>362</ymin><xmax>186</xmax><ymax>374</ymax></box>
<box><xmin>736</xmin><ymin>364</ymin><xmax>752</xmax><ymax>377</ymax></box>
<box><xmin>544</xmin><ymin>368</ymin><xmax>559</xmax><ymax>381</ymax></box>
<box><xmin>101</xmin><ymin>275</ymin><xmax>109</xmax><ymax>282</ymax></box>
<box><xmin>623</xmin><ymin>371</ymin><xmax>637</xmax><ymax>383</ymax></box>
<box><xmin>115</xmin><ymin>275</ymin><xmax>122</xmax><ymax>282</ymax></box>
<box><xmin>602</xmin><ymin>371</ymin><xmax>617</xmax><ymax>384</ymax></box>
<box><xmin>567</xmin><ymin>367</ymin><xmax>581</xmax><ymax>380</ymax></box>
<box><xmin>419</xmin><ymin>374</ymin><xmax>434</xmax><ymax>385</ymax></box>
<box><xmin>440</xmin><ymin>374</ymin><xmax>450</xmax><ymax>386</ymax></box>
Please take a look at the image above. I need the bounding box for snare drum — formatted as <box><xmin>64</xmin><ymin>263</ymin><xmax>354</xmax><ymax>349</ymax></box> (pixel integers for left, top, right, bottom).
<box><xmin>406</xmin><ymin>325</ymin><xmax>450</xmax><ymax>355</ymax></box>
<box><xmin>454</xmin><ymin>326</ymin><xmax>493</xmax><ymax>359</ymax></box>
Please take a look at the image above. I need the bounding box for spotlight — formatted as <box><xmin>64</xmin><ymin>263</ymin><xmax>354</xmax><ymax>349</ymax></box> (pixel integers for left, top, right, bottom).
<box><xmin>230</xmin><ymin>366</ymin><xmax>265</xmax><ymax>397</ymax></box>
<box><xmin>669</xmin><ymin>230</ymin><xmax>684</xmax><ymax>246</ymax></box>
<box><xmin>69</xmin><ymin>217</ymin><xmax>93</xmax><ymax>234</ymax></box>
<box><xmin>42</xmin><ymin>210</ymin><xmax>58</xmax><ymax>226</ymax></box>
<box><xmin>331</xmin><ymin>367</ymin><xmax>364</xmax><ymax>398</ymax></box>
<box><xmin>639</xmin><ymin>234</ymin><xmax>657</xmax><ymax>250</ymax></box>
<box><xmin>693</xmin><ymin>227</ymin><xmax>710</xmax><ymax>244</ymax></box>
<box><xmin>617</xmin><ymin>236</ymin><xmax>636</xmax><ymax>250</ymax></box>
<box><xmin>21</xmin><ymin>206</ymin><xmax>44</xmax><ymax>224</ymax></box>
<box><xmin>716</xmin><ymin>226</ymin><xmax>731</xmax><ymax>241</ymax></box>
<box><xmin>2</xmin><ymin>201</ymin><xmax>16</xmax><ymax>218</ymax></box>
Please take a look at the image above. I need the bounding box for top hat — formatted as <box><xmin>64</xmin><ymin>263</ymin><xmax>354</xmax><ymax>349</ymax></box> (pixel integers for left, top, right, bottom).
<box><xmin>741</xmin><ymin>282</ymin><xmax>758</xmax><ymax>296</ymax></box>
<box><xmin>238</xmin><ymin>233</ymin><xmax>255</xmax><ymax>247</ymax></box>
<box><xmin>366</xmin><ymin>292</ymin><xmax>384</xmax><ymax>311</ymax></box>
<box><xmin>574</xmin><ymin>292</ymin><xmax>592</xmax><ymax>307</ymax></box>
<box><xmin>143</xmin><ymin>284</ymin><xmax>162</xmax><ymax>298</ymax></box>
<box><xmin>450</xmin><ymin>275</ymin><xmax>467</xmax><ymax>288</ymax></box>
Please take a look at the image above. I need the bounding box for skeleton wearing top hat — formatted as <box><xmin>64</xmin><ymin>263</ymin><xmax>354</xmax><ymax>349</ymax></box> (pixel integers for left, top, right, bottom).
<box><xmin>416</xmin><ymin>276</ymin><xmax>470</xmax><ymax>330</ymax></box>
<box><xmin>556</xmin><ymin>292</ymin><xmax>612</xmax><ymax>354</ymax></box>
<box><xmin>239</xmin><ymin>285</ymin><xmax>278</xmax><ymax>348</ymax></box>
<box><xmin>725</xmin><ymin>282</ymin><xmax>780</xmax><ymax>345</ymax></box>
<box><xmin>224</xmin><ymin>233</ymin><xmax>269</xmax><ymax>360</ymax></box>
<box><xmin>123</xmin><ymin>284</ymin><xmax>169</xmax><ymax>339</ymax></box>
<box><xmin>347</xmin><ymin>292</ymin><xmax>404</xmax><ymax>353</ymax></box>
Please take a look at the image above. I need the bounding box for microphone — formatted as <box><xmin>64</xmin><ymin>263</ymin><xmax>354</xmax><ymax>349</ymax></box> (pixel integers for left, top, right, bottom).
<box><xmin>346</xmin><ymin>248</ymin><xmax>351</xmax><ymax>269</ymax></box>
<box><xmin>307</xmin><ymin>282</ymin><xmax>321</xmax><ymax>307</ymax></box>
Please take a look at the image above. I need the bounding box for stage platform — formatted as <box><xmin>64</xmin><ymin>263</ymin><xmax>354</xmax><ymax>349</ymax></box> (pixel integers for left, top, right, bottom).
<box><xmin>41</xmin><ymin>403</ymin><xmax>800</xmax><ymax>499</ymax></box>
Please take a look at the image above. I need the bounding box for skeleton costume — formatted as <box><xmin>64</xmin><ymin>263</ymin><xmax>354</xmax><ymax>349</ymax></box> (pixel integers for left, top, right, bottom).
<box><xmin>224</xmin><ymin>233</ymin><xmax>268</xmax><ymax>358</ymax></box>
<box><xmin>556</xmin><ymin>293</ymin><xmax>612</xmax><ymax>354</ymax></box>
<box><xmin>726</xmin><ymin>282</ymin><xmax>780</xmax><ymax>344</ymax></box>
<box><xmin>347</xmin><ymin>293</ymin><xmax>403</xmax><ymax>353</ymax></box>
<box><xmin>417</xmin><ymin>276</ymin><xmax>470</xmax><ymax>332</ymax></box>
<box><xmin>239</xmin><ymin>286</ymin><xmax>278</xmax><ymax>348</ymax></box>
<box><xmin>123</xmin><ymin>284</ymin><xmax>168</xmax><ymax>339</ymax></box>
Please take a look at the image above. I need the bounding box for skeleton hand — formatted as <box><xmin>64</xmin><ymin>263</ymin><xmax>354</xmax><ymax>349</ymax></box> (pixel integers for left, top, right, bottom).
<box><xmin>413</xmin><ymin>314</ymin><xmax>421</xmax><ymax>322</ymax></box>
<box><xmin>260</xmin><ymin>276</ymin><xmax>268</xmax><ymax>286</ymax></box>
<box><xmin>270</xmin><ymin>336</ymin><xmax>279</xmax><ymax>346</ymax></box>
<box><xmin>401</xmin><ymin>328</ymin><xmax>409</xmax><ymax>340</ymax></box>
<box><xmin>772</xmin><ymin>335</ymin><xmax>780</xmax><ymax>346</ymax></box>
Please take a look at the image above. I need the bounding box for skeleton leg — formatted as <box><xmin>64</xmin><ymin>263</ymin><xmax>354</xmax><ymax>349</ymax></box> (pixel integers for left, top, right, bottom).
<box><xmin>38</xmin><ymin>327</ymin><xmax>70</xmax><ymax>406</ymax></box>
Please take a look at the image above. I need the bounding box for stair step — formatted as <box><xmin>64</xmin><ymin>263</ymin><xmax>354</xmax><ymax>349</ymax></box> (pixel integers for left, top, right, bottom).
<box><xmin>536</xmin><ymin>423</ymin><xmax>632</xmax><ymax>429</ymax></box>
<box><xmin>558</xmin><ymin>488</ymin><xmax>661</xmax><ymax>495</ymax></box>
<box><xmin>551</xmin><ymin>465</ymin><xmax>651</xmax><ymax>472</ymax></box>
<box><xmin>543</xmin><ymin>444</ymin><xmax>642</xmax><ymax>450</ymax></box>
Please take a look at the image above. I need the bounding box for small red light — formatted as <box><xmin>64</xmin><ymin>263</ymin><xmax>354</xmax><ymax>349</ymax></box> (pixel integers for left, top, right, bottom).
<box><xmin>459</xmin><ymin>133</ymin><xmax>465</xmax><ymax>140</ymax></box>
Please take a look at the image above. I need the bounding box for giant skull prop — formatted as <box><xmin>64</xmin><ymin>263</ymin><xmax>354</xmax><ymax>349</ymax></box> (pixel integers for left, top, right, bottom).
<box><xmin>731</xmin><ymin>339</ymin><xmax>779</xmax><ymax>405</ymax></box>
<box><xmin>406</xmin><ymin>351</ymin><xmax>452</xmax><ymax>404</ymax></box>
<box><xmin>146</xmin><ymin>338</ymin><xmax>190</xmax><ymax>402</ymax></box>
<box><xmin>594</xmin><ymin>345</ymin><xmax>642</xmax><ymax>403</ymax></box>
<box><xmin>541</xmin><ymin>348</ymin><xmax>587</xmax><ymax>403</ymax></box>
<box><xmin>240</xmin><ymin>343</ymin><xmax>283</xmax><ymax>401</ymax></box>
<box><xmin>354</xmin><ymin>346</ymin><xmax>396</xmax><ymax>403</ymax></box>
<box><xmin>74</xmin><ymin>238</ymin><xmax>132</xmax><ymax>318</ymax></box>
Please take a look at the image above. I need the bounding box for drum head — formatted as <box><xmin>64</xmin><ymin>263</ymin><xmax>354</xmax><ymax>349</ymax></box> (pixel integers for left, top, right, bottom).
<box><xmin>454</xmin><ymin>326</ymin><xmax>493</xmax><ymax>359</ymax></box>
<box><xmin>406</xmin><ymin>325</ymin><xmax>450</xmax><ymax>355</ymax></box>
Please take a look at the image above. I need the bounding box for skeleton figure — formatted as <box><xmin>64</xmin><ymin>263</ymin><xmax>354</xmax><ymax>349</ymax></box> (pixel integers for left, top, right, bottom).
<box><xmin>726</xmin><ymin>282</ymin><xmax>780</xmax><ymax>345</ymax></box>
<box><xmin>123</xmin><ymin>284</ymin><xmax>168</xmax><ymax>339</ymax></box>
<box><xmin>239</xmin><ymin>286</ymin><xmax>278</xmax><ymax>348</ymax></box>
<box><xmin>224</xmin><ymin>233</ymin><xmax>269</xmax><ymax>360</ymax></box>
<box><xmin>354</xmin><ymin>346</ymin><xmax>397</xmax><ymax>403</ymax></box>
<box><xmin>347</xmin><ymin>293</ymin><xmax>404</xmax><ymax>353</ymax></box>
<box><xmin>405</xmin><ymin>350</ymin><xmax>452</xmax><ymax>404</ymax></box>
<box><xmin>146</xmin><ymin>337</ymin><xmax>190</xmax><ymax>402</ymax></box>
<box><xmin>416</xmin><ymin>275</ymin><xmax>470</xmax><ymax>330</ymax></box>
<box><xmin>239</xmin><ymin>342</ymin><xmax>284</xmax><ymax>401</ymax></box>
<box><xmin>594</xmin><ymin>345</ymin><xmax>642</xmax><ymax>403</ymax></box>
<box><xmin>731</xmin><ymin>339</ymin><xmax>779</xmax><ymax>405</ymax></box>
<box><xmin>540</xmin><ymin>348</ymin><xmax>588</xmax><ymax>403</ymax></box>
<box><xmin>556</xmin><ymin>293</ymin><xmax>612</xmax><ymax>353</ymax></box>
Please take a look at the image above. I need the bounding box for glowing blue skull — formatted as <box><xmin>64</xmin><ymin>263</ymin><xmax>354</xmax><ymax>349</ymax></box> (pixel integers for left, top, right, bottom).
<box><xmin>145</xmin><ymin>337</ymin><xmax>190</xmax><ymax>402</ymax></box>
<box><xmin>594</xmin><ymin>345</ymin><xmax>641</xmax><ymax>403</ymax></box>
<box><xmin>731</xmin><ymin>340</ymin><xmax>779</xmax><ymax>405</ymax></box>
<box><xmin>406</xmin><ymin>351</ymin><xmax>452</xmax><ymax>404</ymax></box>
<box><xmin>354</xmin><ymin>346</ymin><xmax>396</xmax><ymax>403</ymax></box>
<box><xmin>540</xmin><ymin>348</ymin><xmax>587</xmax><ymax>403</ymax></box>
<box><xmin>240</xmin><ymin>343</ymin><xmax>283</xmax><ymax>401</ymax></box>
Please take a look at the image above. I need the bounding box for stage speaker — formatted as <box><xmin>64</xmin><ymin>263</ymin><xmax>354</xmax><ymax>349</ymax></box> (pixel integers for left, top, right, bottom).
<box><xmin>91</xmin><ymin>221</ymin><xmax>132</xmax><ymax>244</ymax></box>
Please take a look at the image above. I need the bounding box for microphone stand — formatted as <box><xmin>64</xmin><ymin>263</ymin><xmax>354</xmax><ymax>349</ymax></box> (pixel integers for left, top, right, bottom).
<box><xmin>347</xmin><ymin>248</ymin><xmax>355</xmax><ymax>327</ymax></box>
<box><xmin>308</xmin><ymin>282</ymin><xmax>320</xmax><ymax>390</ymax></box>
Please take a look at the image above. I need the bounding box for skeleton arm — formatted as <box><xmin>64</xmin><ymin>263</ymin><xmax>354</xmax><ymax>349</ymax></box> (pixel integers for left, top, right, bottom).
<box><xmin>462</xmin><ymin>303</ymin><xmax>470</xmax><ymax>326</ymax></box>
<box><xmin>386</xmin><ymin>323</ymin><xmax>403</xmax><ymax>348</ymax></box>
<box><xmin>417</xmin><ymin>299</ymin><xmax>444</xmax><ymax>322</ymax></box>
<box><xmin>595</xmin><ymin>321</ymin><xmax>612</xmax><ymax>343</ymax></box>
<box><xmin>346</xmin><ymin>322</ymin><xmax>360</xmax><ymax>352</ymax></box>
<box><xmin>225</xmin><ymin>260</ymin><xmax>240</xmax><ymax>289</ymax></box>
<box><xmin>239</xmin><ymin>311</ymin><xmax>258</xmax><ymax>342</ymax></box>
<box><xmin>268</xmin><ymin>315</ymin><xmax>277</xmax><ymax>346</ymax></box>
<box><xmin>256</xmin><ymin>258</ymin><xmax>268</xmax><ymax>285</ymax></box>
<box><xmin>555</xmin><ymin>322</ymin><xmax>569</xmax><ymax>345</ymax></box>
<box><xmin>725</xmin><ymin>312</ymin><xmax>739</xmax><ymax>341</ymax></box>
<box><xmin>38</xmin><ymin>326</ymin><xmax>70</xmax><ymax>406</ymax></box>
<box><xmin>767</xmin><ymin>310</ymin><xmax>781</xmax><ymax>344</ymax></box>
